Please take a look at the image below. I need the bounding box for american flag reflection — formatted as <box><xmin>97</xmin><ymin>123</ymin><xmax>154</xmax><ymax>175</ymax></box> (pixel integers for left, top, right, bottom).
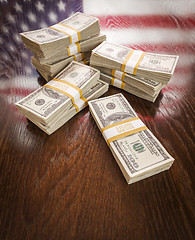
<box><xmin>0</xmin><ymin>0</ymin><xmax>194</xmax><ymax>123</ymax></box>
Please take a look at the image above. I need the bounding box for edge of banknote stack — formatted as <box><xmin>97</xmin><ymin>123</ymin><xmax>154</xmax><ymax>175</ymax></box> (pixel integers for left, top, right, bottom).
<box><xmin>88</xmin><ymin>93</ymin><xmax>174</xmax><ymax>184</ymax></box>
<box><xmin>90</xmin><ymin>41</ymin><xmax>179</xmax><ymax>102</ymax></box>
<box><xmin>20</xmin><ymin>12</ymin><xmax>106</xmax><ymax>81</ymax></box>
<box><xmin>15</xmin><ymin>61</ymin><xmax>109</xmax><ymax>134</ymax></box>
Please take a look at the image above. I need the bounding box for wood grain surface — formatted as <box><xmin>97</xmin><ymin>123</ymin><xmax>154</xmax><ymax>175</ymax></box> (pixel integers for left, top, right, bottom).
<box><xmin>0</xmin><ymin>1</ymin><xmax>195</xmax><ymax>240</ymax></box>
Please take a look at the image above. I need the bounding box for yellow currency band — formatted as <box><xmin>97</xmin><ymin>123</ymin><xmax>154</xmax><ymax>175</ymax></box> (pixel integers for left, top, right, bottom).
<box><xmin>49</xmin><ymin>25</ymin><xmax>73</xmax><ymax>44</ymax></box>
<box><xmin>101</xmin><ymin>117</ymin><xmax>139</xmax><ymax>133</ymax></box>
<box><xmin>121</xmin><ymin>81</ymin><xmax>125</xmax><ymax>89</ymax></box>
<box><xmin>52</xmin><ymin>78</ymin><xmax>82</xmax><ymax>98</ymax></box>
<box><xmin>75</xmin><ymin>42</ymin><xmax>81</xmax><ymax>52</ymax></box>
<box><xmin>121</xmin><ymin>72</ymin><xmax>126</xmax><ymax>81</ymax></box>
<box><xmin>67</xmin><ymin>46</ymin><xmax>71</xmax><ymax>56</ymax></box>
<box><xmin>44</xmin><ymin>84</ymin><xmax>79</xmax><ymax>112</ymax></box>
<box><xmin>73</xmin><ymin>53</ymin><xmax>84</xmax><ymax>61</ymax></box>
<box><xmin>72</xmin><ymin>103</ymin><xmax>79</xmax><ymax>112</ymax></box>
<box><xmin>101</xmin><ymin>117</ymin><xmax>147</xmax><ymax>146</ymax></box>
<box><xmin>133</xmin><ymin>52</ymin><xmax>146</xmax><ymax>75</ymax></box>
<box><xmin>80</xmin><ymin>96</ymin><xmax>88</xmax><ymax>107</ymax></box>
<box><xmin>106</xmin><ymin>126</ymin><xmax>147</xmax><ymax>145</ymax></box>
<box><xmin>121</xmin><ymin>49</ymin><xmax>134</xmax><ymax>72</ymax></box>
<box><xmin>73</xmin><ymin>96</ymin><xmax>88</xmax><ymax>112</ymax></box>
<box><xmin>73</xmin><ymin>55</ymin><xmax>77</xmax><ymax>61</ymax></box>
<box><xmin>111</xmin><ymin>69</ymin><xmax>116</xmax><ymax>76</ymax></box>
<box><xmin>111</xmin><ymin>69</ymin><xmax>126</xmax><ymax>81</ymax></box>
<box><xmin>111</xmin><ymin>77</ymin><xmax>125</xmax><ymax>89</ymax></box>
<box><xmin>60</xmin><ymin>23</ymin><xmax>81</xmax><ymax>42</ymax></box>
<box><xmin>111</xmin><ymin>77</ymin><xmax>115</xmax><ymax>86</ymax></box>
<box><xmin>67</xmin><ymin>42</ymin><xmax>81</xmax><ymax>57</ymax></box>
<box><xmin>82</xmin><ymin>60</ymin><xmax>88</xmax><ymax>65</ymax></box>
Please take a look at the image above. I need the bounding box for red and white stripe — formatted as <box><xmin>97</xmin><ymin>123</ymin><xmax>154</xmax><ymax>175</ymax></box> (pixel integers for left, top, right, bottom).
<box><xmin>83</xmin><ymin>1</ymin><xmax>195</xmax><ymax>73</ymax></box>
<box><xmin>0</xmin><ymin>76</ymin><xmax>40</xmax><ymax>121</ymax></box>
<box><xmin>83</xmin><ymin>0</ymin><xmax>195</xmax><ymax>16</ymax></box>
<box><xmin>83</xmin><ymin>0</ymin><xmax>195</xmax><ymax>52</ymax></box>
<box><xmin>83</xmin><ymin>0</ymin><xmax>195</xmax><ymax>119</ymax></box>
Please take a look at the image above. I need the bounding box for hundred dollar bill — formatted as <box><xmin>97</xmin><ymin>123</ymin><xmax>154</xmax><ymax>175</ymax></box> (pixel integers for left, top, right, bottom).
<box><xmin>90</xmin><ymin>41</ymin><xmax>179</xmax><ymax>83</ymax></box>
<box><xmin>20</xmin><ymin>80</ymin><xmax>109</xmax><ymax>135</ymax></box>
<box><xmin>31</xmin><ymin>52</ymin><xmax>91</xmax><ymax>81</ymax></box>
<box><xmin>37</xmin><ymin>58</ymin><xmax>90</xmax><ymax>82</ymax></box>
<box><xmin>20</xmin><ymin>12</ymin><xmax>100</xmax><ymax>45</ymax></box>
<box><xmin>88</xmin><ymin>93</ymin><xmax>174</xmax><ymax>184</ymax></box>
<box><xmin>100</xmin><ymin>72</ymin><xmax>164</xmax><ymax>102</ymax></box>
<box><xmin>16</xmin><ymin>61</ymin><xmax>100</xmax><ymax>125</ymax></box>
<box><xmin>91</xmin><ymin>64</ymin><xmax>163</xmax><ymax>96</ymax></box>
<box><xmin>33</xmin><ymin>33</ymin><xmax>106</xmax><ymax>63</ymax></box>
<box><xmin>20</xmin><ymin>12</ymin><xmax>100</xmax><ymax>58</ymax></box>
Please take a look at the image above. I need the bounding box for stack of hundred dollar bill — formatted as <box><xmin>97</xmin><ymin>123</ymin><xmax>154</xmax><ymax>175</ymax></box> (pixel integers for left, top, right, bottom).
<box><xmin>20</xmin><ymin>12</ymin><xmax>106</xmax><ymax>81</ymax></box>
<box><xmin>90</xmin><ymin>41</ymin><xmax>179</xmax><ymax>102</ymax></box>
<box><xmin>15</xmin><ymin>61</ymin><xmax>108</xmax><ymax>135</ymax></box>
<box><xmin>89</xmin><ymin>93</ymin><xmax>174</xmax><ymax>184</ymax></box>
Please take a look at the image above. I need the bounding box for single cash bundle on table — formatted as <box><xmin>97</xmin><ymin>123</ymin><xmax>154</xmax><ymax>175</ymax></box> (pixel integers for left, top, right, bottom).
<box><xmin>89</xmin><ymin>93</ymin><xmax>174</xmax><ymax>184</ymax></box>
<box><xmin>15</xmin><ymin>61</ymin><xmax>109</xmax><ymax>135</ymax></box>
<box><xmin>90</xmin><ymin>41</ymin><xmax>179</xmax><ymax>102</ymax></box>
<box><xmin>20</xmin><ymin>12</ymin><xmax>106</xmax><ymax>81</ymax></box>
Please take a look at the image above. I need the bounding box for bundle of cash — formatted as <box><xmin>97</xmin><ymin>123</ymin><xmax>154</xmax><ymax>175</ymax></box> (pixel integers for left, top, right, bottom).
<box><xmin>31</xmin><ymin>52</ymin><xmax>92</xmax><ymax>82</ymax></box>
<box><xmin>31</xmin><ymin>33</ymin><xmax>106</xmax><ymax>81</ymax></box>
<box><xmin>20</xmin><ymin>12</ymin><xmax>106</xmax><ymax>82</ymax></box>
<box><xmin>89</xmin><ymin>93</ymin><xmax>174</xmax><ymax>184</ymax></box>
<box><xmin>91</xmin><ymin>64</ymin><xmax>164</xmax><ymax>97</ymax></box>
<box><xmin>19</xmin><ymin>80</ymin><xmax>109</xmax><ymax>135</ymax></box>
<box><xmin>90</xmin><ymin>41</ymin><xmax>179</xmax><ymax>84</ymax></box>
<box><xmin>33</xmin><ymin>33</ymin><xmax>106</xmax><ymax>64</ymax></box>
<box><xmin>20</xmin><ymin>12</ymin><xmax>100</xmax><ymax>59</ymax></box>
<box><xmin>100</xmin><ymin>72</ymin><xmax>164</xmax><ymax>102</ymax></box>
<box><xmin>35</xmin><ymin>59</ymin><xmax>90</xmax><ymax>83</ymax></box>
<box><xmin>16</xmin><ymin>61</ymin><xmax>100</xmax><ymax>126</ymax></box>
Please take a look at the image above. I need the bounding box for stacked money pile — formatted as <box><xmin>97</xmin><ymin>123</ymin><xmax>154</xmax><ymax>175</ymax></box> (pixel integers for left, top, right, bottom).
<box><xmin>31</xmin><ymin>51</ymin><xmax>92</xmax><ymax>82</ymax></box>
<box><xmin>20</xmin><ymin>12</ymin><xmax>106</xmax><ymax>81</ymax></box>
<box><xmin>16</xmin><ymin>61</ymin><xmax>108</xmax><ymax>134</ymax></box>
<box><xmin>90</xmin><ymin>41</ymin><xmax>179</xmax><ymax>102</ymax></box>
<box><xmin>89</xmin><ymin>93</ymin><xmax>174</xmax><ymax>184</ymax></box>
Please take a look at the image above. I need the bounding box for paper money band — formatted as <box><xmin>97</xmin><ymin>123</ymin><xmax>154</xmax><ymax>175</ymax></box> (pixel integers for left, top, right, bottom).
<box><xmin>52</xmin><ymin>78</ymin><xmax>82</xmax><ymax>97</ymax></box>
<box><xmin>44</xmin><ymin>79</ymin><xmax>83</xmax><ymax>112</ymax></box>
<box><xmin>121</xmin><ymin>50</ymin><xmax>146</xmax><ymax>75</ymax></box>
<box><xmin>112</xmin><ymin>69</ymin><xmax>126</xmax><ymax>81</ymax></box>
<box><xmin>67</xmin><ymin>42</ymin><xmax>81</xmax><ymax>56</ymax></box>
<box><xmin>73</xmin><ymin>96</ymin><xmax>88</xmax><ymax>112</ymax></box>
<box><xmin>80</xmin><ymin>59</ymin><xmax>88</xmax><ymax>65</ymax></box>
<box><xmin>73</xmin><ymin>52</ymin><xmax>84</xmax><ymax>61</ymax></box>
<box><xmin>49</xmin><ymin>23</ymin><xmax>81</xmax><ymax>44</ymax></box>
<box><xmin>101</xmin><ymin>117</ymin><xmax>147</xmax><ymax>146</ymax></box>
<box><xmin>111</xmin><ymin>77</ymin><xmax>125</xmax><ymax>90</ymax></box>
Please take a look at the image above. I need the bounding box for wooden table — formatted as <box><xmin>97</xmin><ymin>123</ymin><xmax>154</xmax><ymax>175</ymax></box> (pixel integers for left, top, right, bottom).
<box><xmin>0</xmin><ymin>1</ymin><xmax>194</xmax><ymax>239</ymax></box>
